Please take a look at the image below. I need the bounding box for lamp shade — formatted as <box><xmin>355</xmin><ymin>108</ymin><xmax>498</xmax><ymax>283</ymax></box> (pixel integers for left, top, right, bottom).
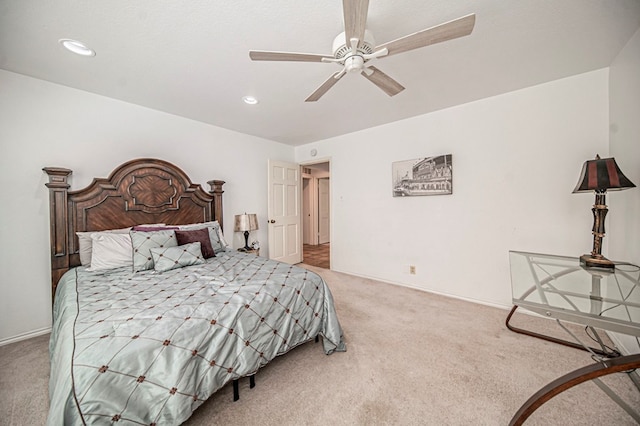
<box><xmin>572</xmin><ymin>155</ymin><xmax>636</xmax><ymax>193</ymax></box>
<box><xmin>234</xmin><ymin>213</ymin><xmax>259</xmax><ymax>232</ymax></box>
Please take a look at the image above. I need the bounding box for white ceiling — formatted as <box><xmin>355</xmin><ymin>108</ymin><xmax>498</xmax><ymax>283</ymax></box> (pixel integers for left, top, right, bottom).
<box><xmin>1</xmin><ymin>1</ymin><xmax>639</xmax><ymax>146</ymax></box>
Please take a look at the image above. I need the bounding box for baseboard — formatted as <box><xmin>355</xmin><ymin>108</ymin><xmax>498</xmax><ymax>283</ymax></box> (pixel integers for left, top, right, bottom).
<box><xmin>331</xmin><ymin>268</ymin><xmax>513</xmax><ymax>311</ymax></box>
<box><xmin>0</xmin><ymin>326</ymin><xmax>51</xmax><ymax>347</ymax></box>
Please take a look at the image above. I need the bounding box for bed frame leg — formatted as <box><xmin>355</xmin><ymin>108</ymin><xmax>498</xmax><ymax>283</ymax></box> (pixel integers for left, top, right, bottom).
<box><xmin>233</xmin><ymin>375</ymin><xmax>256</xmax><ymax>401</ymax></box>
<box><xmin>233</xmin><ymin>379</ymin><xmax>239</xmax><ymax>401</ymax></box>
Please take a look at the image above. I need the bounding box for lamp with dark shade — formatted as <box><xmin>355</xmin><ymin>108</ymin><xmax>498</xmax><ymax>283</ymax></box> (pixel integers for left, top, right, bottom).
<box><xmin>234</xmin><ymin>213</ymin><xmax>259</xmax><ymax>251</ymax></box>
<box><xmin>573</xmin><ymin>155</ymin><xmax>636</xmax><ymax>269</ymax></box>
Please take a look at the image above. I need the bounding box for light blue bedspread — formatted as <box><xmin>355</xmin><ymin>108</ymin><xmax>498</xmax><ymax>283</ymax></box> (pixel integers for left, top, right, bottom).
<box><xmin>47</xmin><ymin>251</ymin><xmax>345</xmax><ymax>425</ymax></box>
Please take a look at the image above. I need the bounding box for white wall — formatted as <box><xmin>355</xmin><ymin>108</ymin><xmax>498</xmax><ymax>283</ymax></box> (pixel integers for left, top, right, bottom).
<box><xmin>0</xmin><ymin>70</ymin><xmax>293</xmax><ymax>343</ymax></box>
<box><xmin>296</xmin><ymin>69</ymin><xmax>609</xmax><ymax>308</ymax></box>
<box><xmin>0</xmin><ymin>65</ymin><xmax>627</xmax><ymax>345</ymax></box>
<box><xmin>608</xmin><ymin>27</ymin><xmax>640</xmax><ymax>355</ymax></box>
<box><xmin>609</xmin><ymin>27</ymin><xmax>640</xmax><ymax>263</ymax></box>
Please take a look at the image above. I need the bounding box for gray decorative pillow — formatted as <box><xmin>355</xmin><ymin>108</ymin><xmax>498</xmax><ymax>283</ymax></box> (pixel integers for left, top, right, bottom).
<box><xmin>207</xmin><ymin>228</ymin><xmax>226</xmax><ymax>253</ymax></box>
<box><xmin>150</xmin><ymin>242</ymin><xmax>205</xmax><ymax>272</ymax></box>
<box><xmin>130</xmin><ymin>230</ymin><xmax>178</xmax><ymax>272</ymax></box>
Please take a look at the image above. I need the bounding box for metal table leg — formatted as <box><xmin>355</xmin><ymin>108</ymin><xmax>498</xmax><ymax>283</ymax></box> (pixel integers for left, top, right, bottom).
<box><xmin>509</xmin><ymin>353</ymin><xmax>640</xmax><ymax>426</ymax></box>
<box><xmin>505</xmin><ymin>305</ymin><xmax>614</xmax><ymax>357</ymax></box>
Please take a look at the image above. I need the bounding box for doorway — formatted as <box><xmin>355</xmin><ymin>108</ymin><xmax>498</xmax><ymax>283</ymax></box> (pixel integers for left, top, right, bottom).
<box><xmin>301</xmin><ymin>161</ymin><xmax>330</xmax><ymax>269</ymax></box>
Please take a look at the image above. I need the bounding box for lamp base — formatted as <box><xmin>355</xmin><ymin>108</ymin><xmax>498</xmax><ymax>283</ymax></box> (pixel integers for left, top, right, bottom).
<box><xmin>243</xmin><ymin>230</ymin><xmax>251</xmax><ymax>251</ymax></box>
<box><xmin>580</xmin><ymin>254</ymin><xmax>615</xmax><ymax>270</ymax></box>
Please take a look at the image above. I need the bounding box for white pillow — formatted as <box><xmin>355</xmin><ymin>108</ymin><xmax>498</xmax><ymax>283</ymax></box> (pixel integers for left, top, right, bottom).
<box><xmin>87</xmin><ymin>233</ymin><xmax>133</xmax><ymax>271</ymax></box>
<box><xmin>76</xmin><ymin>224</ymin><xmax>165</xmax><ymax>266</ymax></box>
<box><xmin>77</xmin><ymin>228</ymin><xmax>130</xmax><ymax>266</ymax></box>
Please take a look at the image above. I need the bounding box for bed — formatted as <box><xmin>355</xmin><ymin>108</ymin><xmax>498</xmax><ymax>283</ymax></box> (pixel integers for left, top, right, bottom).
<box><xmin>43</xmin><ymin>158</ymin><xmax>346</xmax><ymax>425</ymax></box>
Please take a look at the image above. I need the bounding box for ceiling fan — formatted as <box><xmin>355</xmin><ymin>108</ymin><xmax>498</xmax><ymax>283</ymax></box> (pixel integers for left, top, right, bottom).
<box><xmin>249</xmin><ymin>0</ymin><xmax>476</xmax><ymax>102</ymax></box>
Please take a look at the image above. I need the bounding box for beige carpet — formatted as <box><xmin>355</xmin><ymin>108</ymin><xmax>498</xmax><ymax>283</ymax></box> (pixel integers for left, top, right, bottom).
<box><xmin>1</xmin><ymin>266</ymin><xmax>638</xmax><ymax>425</ymax></box>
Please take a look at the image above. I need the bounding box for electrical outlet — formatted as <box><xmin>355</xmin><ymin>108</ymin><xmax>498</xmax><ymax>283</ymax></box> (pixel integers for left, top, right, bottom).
<box><xmin>409</xmin><ymin>265</ymin><xmax>416</xmax><ymax>275</ymax></box>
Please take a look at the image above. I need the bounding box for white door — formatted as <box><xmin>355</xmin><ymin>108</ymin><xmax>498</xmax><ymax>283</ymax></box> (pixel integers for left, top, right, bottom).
<box><xmin>318</xmin><ymin>178</ymin><xmax>330</xmax><ymax>244</ymax></box>
<box><xmin>268</xmin><ymin>160</ymin><xmax>302</xmax><ymax>264</ymax></box>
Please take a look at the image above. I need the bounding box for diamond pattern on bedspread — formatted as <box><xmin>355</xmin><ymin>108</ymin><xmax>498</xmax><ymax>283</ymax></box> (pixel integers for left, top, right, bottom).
<box><xmin>68</xmin><ymin>251</ymin><xmax>332</xmax><ymax>425</ymax></box>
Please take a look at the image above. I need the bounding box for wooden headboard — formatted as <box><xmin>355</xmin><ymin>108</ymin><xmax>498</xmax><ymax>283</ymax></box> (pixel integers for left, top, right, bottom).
<box><xmin>43</xmin><ymin>158</ymin><xmax>225</xmax><ymax>299</ymax></box>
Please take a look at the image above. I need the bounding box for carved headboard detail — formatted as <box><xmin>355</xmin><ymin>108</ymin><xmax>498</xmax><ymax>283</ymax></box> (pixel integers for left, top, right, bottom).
<box><xmin>43</xmin><ymin>158</ymin><xmax>225</xmax><ymax>300</ymax></box>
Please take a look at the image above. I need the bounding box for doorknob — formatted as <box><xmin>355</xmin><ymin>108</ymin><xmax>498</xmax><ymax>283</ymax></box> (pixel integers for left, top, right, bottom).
<box><xmin>269</xmin><ymin>220</ymin><xmax>276</xmax><ymax>223</ymax></box>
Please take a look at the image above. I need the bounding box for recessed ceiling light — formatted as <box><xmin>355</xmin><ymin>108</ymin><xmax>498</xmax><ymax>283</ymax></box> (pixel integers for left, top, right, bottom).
<box><xmin>242</xmin><ymin>96</ymin><xmax>259</xmax><ymax>105</ymax></box>
<box><xmin>59</xmin><ymin>39</ymin><xmax>95</xmax><ymax>57</ymax></box>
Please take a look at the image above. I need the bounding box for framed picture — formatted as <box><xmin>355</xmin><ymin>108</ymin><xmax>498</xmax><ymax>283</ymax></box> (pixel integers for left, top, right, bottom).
<box><xmin>392</xmin><ymin>154</ymin><xmax>453</xmax><ymax>197</ymax></box>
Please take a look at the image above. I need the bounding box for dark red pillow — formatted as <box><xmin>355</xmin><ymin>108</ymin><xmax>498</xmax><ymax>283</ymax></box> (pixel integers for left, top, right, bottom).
<box><xmin>175</xmin><ymin>228</ymin><xmax>215</xmax><ymax>259</ymax></box>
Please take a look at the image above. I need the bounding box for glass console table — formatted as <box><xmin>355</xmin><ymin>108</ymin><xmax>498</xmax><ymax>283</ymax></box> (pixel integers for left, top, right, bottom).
<box><xmin>507</xmin><ymin>251</ymin><xmax>640</xmax><ymax>425</ymax></box>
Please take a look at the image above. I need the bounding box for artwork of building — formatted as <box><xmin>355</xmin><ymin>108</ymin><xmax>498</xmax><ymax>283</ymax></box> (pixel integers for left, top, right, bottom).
<box><xmin>393</xmin><ymin>155</ymin><xmax>452</xmax><ymax>196</ymax></box>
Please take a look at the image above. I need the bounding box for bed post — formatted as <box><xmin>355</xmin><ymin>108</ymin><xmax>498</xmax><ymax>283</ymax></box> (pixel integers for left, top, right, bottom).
<box><xmin>43</xmin><ymin>167</ymin><xmax>72</xmax><ymax>302</ymax></box>
<box><xmin>208</xmin><ymin>180</ymin><xmax>225</xmax><ymax>230</ymax></box>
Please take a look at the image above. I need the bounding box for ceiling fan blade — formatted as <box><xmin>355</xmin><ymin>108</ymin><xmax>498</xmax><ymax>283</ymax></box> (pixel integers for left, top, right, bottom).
<box><xmin>305</xmin><ymin>71</ymin><xmax>346</xmax><ymax>102</ymax></box>
<box><xmin>361</xmin><ymin>66</ymin><xmax>405</xmax><ymax>97</ymax></box>
<box><xmin>343</xmin><ymin>0</ymin><xmax>369</xmax><ymax>47</ymax></box>
<box><xmin>249</xmin><ymin>50</ymin><xmax>332</xmax><ymax>62</ymax></box>
<box><xmin>377</xmin><ymin>13</ymin><xmax>476</xmax><ymax>57</ymax></box>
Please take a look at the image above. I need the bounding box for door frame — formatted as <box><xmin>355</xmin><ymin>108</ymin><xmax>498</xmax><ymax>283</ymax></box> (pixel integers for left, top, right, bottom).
<box><xmin>302</xmin><ymin>174</ymin><xmax>317</xmax><ymax>245</ymax></box>
<box><xmin>317</xmin><ymin>177</ymin><xmax>330</xmax><ymax>244</ymax></box>
<box><xmin>299</xmin><ymin>158</ymin><xmax>332</xmax><ymax>266</ymax></box>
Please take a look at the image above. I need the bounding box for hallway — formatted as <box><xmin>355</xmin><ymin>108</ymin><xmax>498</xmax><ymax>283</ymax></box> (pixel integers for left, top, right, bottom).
<box><xmin>302</xmin><ymin>243</ymin><xmax>330</xmax><ymax>269</ymax></box>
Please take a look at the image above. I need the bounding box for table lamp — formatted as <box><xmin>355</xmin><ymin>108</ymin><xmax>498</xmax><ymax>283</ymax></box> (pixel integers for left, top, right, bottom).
<box><xmin>572</xmin><ymin>155</ymin><xmax>636</xmax><ymax>269</ymax></box>
<box><xmin>234</xmin><ymin>213</ymin><xmax>259</xmax><ymax>251</ymax></box>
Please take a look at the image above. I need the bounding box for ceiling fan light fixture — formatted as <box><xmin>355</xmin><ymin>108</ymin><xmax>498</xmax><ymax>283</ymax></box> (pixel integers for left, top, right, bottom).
<box><xmin>59</xmin><ymin>39</ymin><xmax>95</xmax><ymax>56</ymax></box>
<box><xmin>344</xmin><ymin>56</ymin><xmax>365</xmax><ymax>73</ymax></box>
<box><xmin>242</xmin><ymin>96</ymin><xmax>259</xmax><ymax>105</ymax></box>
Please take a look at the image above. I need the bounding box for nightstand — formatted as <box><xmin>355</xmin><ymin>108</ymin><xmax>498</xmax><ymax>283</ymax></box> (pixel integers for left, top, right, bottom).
<box><xmin>238</xmin><ymin>247</ymin><xmax>260</xmax><ymax>256</ymax></box>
